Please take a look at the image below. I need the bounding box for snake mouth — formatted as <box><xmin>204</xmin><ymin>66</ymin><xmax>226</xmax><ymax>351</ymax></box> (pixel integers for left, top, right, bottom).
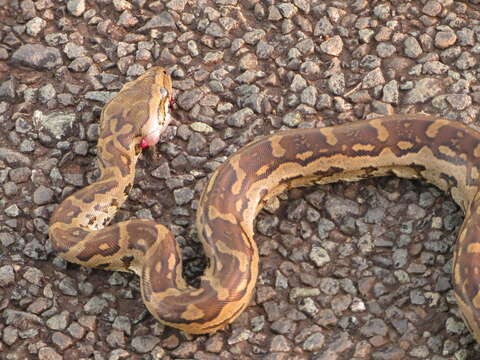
<box><xmin>141</xmin><ymin>88</ymin><xmax>173</xmax><ymax>148</ymax></box>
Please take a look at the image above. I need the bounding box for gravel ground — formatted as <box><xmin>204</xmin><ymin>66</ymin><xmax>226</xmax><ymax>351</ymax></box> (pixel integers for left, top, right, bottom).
<box><xmin>1</xmin><ymin>0</ymin><xmax>480</xmax><ymax>359</ymax></box>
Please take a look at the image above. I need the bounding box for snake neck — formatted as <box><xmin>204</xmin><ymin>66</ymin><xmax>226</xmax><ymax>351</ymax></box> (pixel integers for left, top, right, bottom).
<box><xmin>49</xmin><ymin>142</ymin><xmax>139</xmax><ymax>252</ymax></box>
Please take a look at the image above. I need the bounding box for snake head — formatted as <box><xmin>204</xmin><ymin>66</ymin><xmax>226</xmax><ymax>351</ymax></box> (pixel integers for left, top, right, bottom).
<box><xmin>141</xmin><ymin>85</ymin><xmax>173</xmax><ymax>149</ymax></box>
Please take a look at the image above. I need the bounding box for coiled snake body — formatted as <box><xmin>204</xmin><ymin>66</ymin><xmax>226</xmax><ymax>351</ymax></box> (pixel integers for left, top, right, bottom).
<box><xmin>49</xmin><ymin>67</ymin><xmax>480</xmax><ymax>341</ymax></box>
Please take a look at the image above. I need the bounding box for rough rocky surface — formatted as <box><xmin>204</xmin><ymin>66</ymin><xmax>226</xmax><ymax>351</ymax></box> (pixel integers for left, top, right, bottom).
<box><xmin>1</xmin><ymin>0</ymin><xmax>480</xmax><ymax>359</ymax></box>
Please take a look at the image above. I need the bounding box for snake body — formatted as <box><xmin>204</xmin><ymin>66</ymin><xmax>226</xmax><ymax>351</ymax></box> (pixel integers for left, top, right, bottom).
<box><xmin>49</xmin><ymin>67</ymin><xmax>480</xmax><ymax>341</ymax></box>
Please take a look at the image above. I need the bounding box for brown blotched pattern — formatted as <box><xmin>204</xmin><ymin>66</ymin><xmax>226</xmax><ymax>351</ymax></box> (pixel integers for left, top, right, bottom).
<box><xmin>49</xmin><ymin>68</ymin><xmax>480</xmax><ymax>341</ymax></box>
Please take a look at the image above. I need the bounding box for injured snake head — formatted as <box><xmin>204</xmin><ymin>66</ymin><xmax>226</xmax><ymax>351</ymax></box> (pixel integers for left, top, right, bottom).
<box><xmin>140</xmin><ymin>70</ymin><xmax>174</xmax><ymax>149</ymax></box>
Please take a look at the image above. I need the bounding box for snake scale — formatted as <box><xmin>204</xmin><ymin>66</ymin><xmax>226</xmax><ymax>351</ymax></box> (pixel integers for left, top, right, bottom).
<box><xmin>49</xmin><ymin>67</ymin><xmax>480</xmax><ymax>341</ymax></box>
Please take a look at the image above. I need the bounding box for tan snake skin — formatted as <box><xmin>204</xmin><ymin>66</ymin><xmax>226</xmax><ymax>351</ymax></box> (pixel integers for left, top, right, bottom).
<box><xmin>49</xmin><ymin>67</ymin><xmax>480</xmax><ymax>341</ymax></box>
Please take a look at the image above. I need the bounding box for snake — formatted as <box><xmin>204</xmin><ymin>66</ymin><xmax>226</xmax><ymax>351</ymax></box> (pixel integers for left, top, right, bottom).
<box><xmin>48</xmin><ymin>66</ymin><xmax>480</xmax><ymax>342</ymax></box>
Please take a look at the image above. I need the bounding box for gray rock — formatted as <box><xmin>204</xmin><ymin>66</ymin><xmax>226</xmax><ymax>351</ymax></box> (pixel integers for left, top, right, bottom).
<box><xmin>126</xmin><ymin>63</ymin><xmax>145</xmax><ymax>77</ymax></box>
<box><xmin>376</xmin><ymin>42</ymin><xmax>396</xmax><ymax>58</ymax></box>
<box><xmin>410</xmin><ymin>288</ymin><xmax>426</xmax><ymax>305</ymax></box>
<box><xmin>314</xmin><ymin>17</ymin><xmax>333</xmax><ymax>36</ymax></box>
<box><xmin>23</xmin><ymin>267</ymin><xmax>44</xmax><ymax>285</ymax></box>
<box><xmin>33</xmin><ymin>185</ymin><xmax>55</xmax><ymax>205</ymax></box>
<box><xmin>0</xmin><ymin>265</ymin><xmax>15</xmax><ymax>287</ymax></box>
<box><xmin>26</xmin><ymin>17</ymin><xmax>46</xmax><ymax>37</ymax></box>
<box><xmin>41</xmin><ymin>112</ymin><xmax>76</xmax><ymax>140</ymax></box>
<box><xmin>373</xmin><ymin>3</ymin><xmax>390</xmax><ymax>19</ymax></box>
<box><xmin>361</xmin><ymin>54</ymin><xmax>382</xmax><ymax>69</ymax></box>
<box><xmin>309</xmin><ymin>246</ymin><xmax>330</xmax><ymax>267</ymax></box>
<box><xmin>38</xmin><ymin>347</ymin><xmax>62</xmax><ymax>360</ymax></box>
<box><xmin>11</xmin><ymin>44</ymin><xmax>62</xmax><ymax>70</ymax></box>
<box><xmin>297</xmin><ymin>38</ymin><xmax>315</xmax><ymax>55</ymax></box>
<box><xmin>362</xmin><ymin>68</ymin><xmax>385</xmax><ymax>89</ymax></box>
<box><xmin>319</xmin><ymin>277</ymin><xmax>339</xmax><ymax>295</ymax></box>
<box><xmin>20</xmin><ymin>0</ymin><xmax>36</xmax><ymax>19</ymax></box>
<box><xmin>445</xmin><ymin>317</ymin><xmax>466</xmax><ymax>335</ymax></box>
<box><xmin>177</xmin><ymin>89</ymin><xmax>203</xmax><ymax>111</ymax></box>
<box><xmin>320</xmin><ymin>35</ymin><xmax>343</xmax><ymax>56</ymax></box>
<box><xmin>171</xmin><ymin>342</ymin><xmax>198</xmax><ymax>358</ymax></box>
<box><xmin>359</xmin><ymin>29</ymin><xmax>375</xmax><ymax>43</ymax></box>
<box><xmin>317</xmin><ymin>218</ymin><xmax>335</xmax><ymax>239</ymax></box>
<box><xmin>227</xmin><ymin>108</ymin><xmax>253</xmax><ymax>127</ymax></box>
<box><xmin>315</xmin><ymin>309</ymin><xmax>338</xmax><ymax>327</ymax></box>
<box><xmin>0</xmin><ymin>232</ymin><xmax>16</xmax><ymax>247</ymax></box>
<box><xmin>457</xmin><ymin>28</ymin><xmax>475</xmax><ymax>46</ymax></box>
<box><xmin>277</xmin><ymin>3</ymin><xmax>297</xmax><ymax>18</ymax></box>
<box><xmin>187</xmin><ymin>133</ymin><xmax>207</xmax><ymax>154</ymax></box>
<box><xmin>167</xmin><ymin>0</ymin><xmax>188</xmax><ymax>11</ymax></box>
<box><xmin>68</xmin><ymin>56</ymin><xmax>93</xmax><ymax>72</ymax></box>
<box><xmin>268</xmin><ymin>4</ymin><xmax>282</xmax><ymax>20</ymax></box>
<box><xmin>138</xmin><ymin>12</ymin><xmax>176</xmax><ymax>31</ymax></box>
<box><xmin>382</xmin><ymin>80</ymin><xmax>399</xmax><ymax>104</ymax></box>
<box><xmin>84</xmin><ymin>296</ymin><xmax>108</xmax><ymax>315</ymax></box>
<box><xmin>204</xmin><ymin>51</ymin><xmax>224</xmax><ymax>64</ymax></box>
<box><xmin>239</xmin><ymin>53</ymin><xmax>258</xmax><ymax>70</ymax></box>
<box><xmin>257</xmin><ymin>215</ymin><xmax>279</xmax><ymax>236</ymax></box>
<box><xmin>423</xmin><ymin>60</ymin><xmax>449</xmax><ymax>75</ymax></box>
<box><xmin>23</xmin><ymin>238</ymin><xmax>47</xmax><ymax>260</ymax></box>
<box><xmin>302</xmin><ymin>332</ymin><xmax>327</xmax><ymax>352</ymax></box>
<box><xmin>46</xmin><ymin>311</ymin><xmax>70</xmax><ymax>330</ymax></box>
<box><xmin>113</xmin><ymin>315</ymin><xmax>132</xmax><ymax>335</ymax></box>
<box><xmin>3</xmin><ymin>326</ymin><xmax>18</xmax><ymax>346</ymax></box>
<box><xmin>360</xmin><ymin>318</ymin><xmax>388</xmax><ymax>337</ymax></box>
<box><xmin>393</xmin><ymin>248</ymin><xmax>408</xmax><ymax>268</ymax></box>
<box><xmin>152</xmin><ymin>162</ymin><xmax>171</xmax><ymax>179</ymax></box>
<box><xmin>85</xmin><ymin>91</ymin><xmax>116</xmax><ymax>103</ymax></box>
<box><xmin>270</xmin><ymin>334</ymin><xmax>292</xmax><ymax>352</ymax></box>
<box><xmin>45</xmin><ymin>33</ymin><xmax>69</xmax><ymax>46</ymax></box>
<box><xmin>456</xmin><ymin>51</ymin><xmax>477</xmax><ymax>70</ymax></box>
<box><xmin>52</xmin><ymin>332</ymin><xmax>73</xmax><ymax>350</ymax></box>
<box><xmin>328</xmin><ymin>72</ymin><xmax>345</xmax><ymax>95</ymax></box>
<box><xmin>5</xmin><ymin>204</ymin><xmax>20</xmax><ymax>217</ymax></box>
<box><xmin>227</xmin><ymin>329</ymin><xmax>253</xmax><ymax>344</ymax></box>
<box><xmin>251</xmin><ymin>315</ymin><xmax>265</xmax><ymax>332</ymax></box>
<box><xmin>39</xmin><ymin>84</ymin><xmax>56</xmax><ymax>103</ymax></box>
<box><xmin>3</xmin><ymin>309</ymin><xmax>43</xmax><ymax>327</ymax></box>
<box><xmin>404</xmin><ymin>36</ymin><xmax>423</xmax><ymax>58</ymax></box>
<box><xmin>209</xmin><ymin>138</ymin><xmax>226</xmax><ymax>156</ymax></box>
<box><xmin>205</xmin><ymin>22</ymin><xmax>225</xmax><ymax>37</ymax></box>
<box><xmin>73</xmin><ymin>141</ymin><xmax>89</xmax><ymax>155</ymax></box>
<box><xmin>173</xmin><ymin>187</ymin><xmax>194</xmax><ymax>205</ymax></box>
<box><xmin>58</xmin><ymin>277</ymin><xmax>78</xmax><ymax>296</ymax></box>
<box><xmin>131</xmin><ymin>335</ymin><xmax>161</xmax><ymax>353</ymax></box>
<box><xmin>290</xmin><ymin>74</ymin><xmax>307</xmax><ymax>92</ymax></box>
<box><xmin>271</xmin><ymin>318</ymin><xmax>296</xmax><ymax>334</ymax></box>
<box><xmin>0</xmin><ymin>78</ymin><xmax>16</xmax><ymax>100</ymax></box>
<box><xmin>244</xmin><ymin>29</ymin><xmax>266</xmax><ymax>45</ymax></box>
<box><xmin>404</xmin><ymin>78</ymin><xmax>441</xmax><ymax>104</ymax></box>
<box><xmin>256</xmin><ymin>40</ymin><xmax>274</xmax><ymax>59</ymax></box>
<box><xmin>118</xmin><ymin>10</ymin><xmax>139</xmax><ymax>27</ymax></box>
<box><xmin>325</xmin><ymin>195</ymin><xmax>360</xmax><ymax>222</ymax></box>
<box><xmin>422</xmin><ymin>0</ymin><xmax>442</xmax><ymax>16</ymax></box>
<box><xmin>187</xmin><ymin>40</ymin><xmax>199</xmax><ymax>56</ymax></box>
<box><xmin>435</xmin><ymin>30</ymin><xmax>457</xmax><ymax>49</ymax></box>
<box><xmin>67</xmin><ymin>0</ymin><xmax>86</xmax><ymax>16</ymax></box>
<box><xmin>282</xmin><ymin>112</ymin><xmax>301</xmax><ymax>127</ymax></box>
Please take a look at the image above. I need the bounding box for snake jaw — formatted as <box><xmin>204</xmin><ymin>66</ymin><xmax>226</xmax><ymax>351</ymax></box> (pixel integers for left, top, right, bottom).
<box><xmin>141</xmin><ymin>87</ymin><xmax>172</xmax><ymax>148</ymax></box>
